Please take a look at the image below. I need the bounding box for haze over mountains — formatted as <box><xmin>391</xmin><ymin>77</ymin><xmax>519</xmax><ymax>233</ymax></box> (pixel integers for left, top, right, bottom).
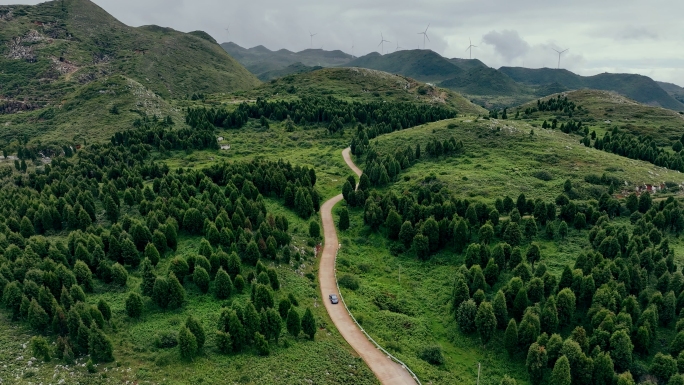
<box><xmin>223</xmin><ymin>42</ymin><xmax>684</xmax><ymax>111</ymax></box>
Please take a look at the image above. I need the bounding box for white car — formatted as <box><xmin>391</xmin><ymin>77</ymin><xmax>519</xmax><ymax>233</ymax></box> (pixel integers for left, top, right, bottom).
<box><xmin>329</xmin><ymin>294</ymin><xmax>339</xmax><ymax>304</ymax></box>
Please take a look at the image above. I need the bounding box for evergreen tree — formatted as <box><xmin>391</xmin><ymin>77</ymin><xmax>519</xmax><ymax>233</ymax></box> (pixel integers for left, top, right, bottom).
<box><xmin>140</xmin><ymin>258</ymin><xmax>157</xmax><ymax>297</ymax></box>
<box><xmin>215</xmin><ymin>267</ymin><xmax>233</xmax><ymax>299</ymax></box>
<box><xmin>557</xmin><ymin>288</ymin><xmax>576</xmax><ymax>326</ymax></box>
<box><xmin>286</xmin><ymin>308</ymin><xmax>301</xmax><ymax>337</ymax></box>
<box><xmin>178</xmin><ymin>325</ymin><xmax>198</xmax><ymax>360</ymax></box>
<box><xmin>610</xmin><ymin>329</ymin><xmax>634</xmax><ymax>372</ymax></box>
<box><xmin>593</xmin><ymin>351</ymin><xmax>614</xmax><ymax>385</ymax></box>
<box><xmin>500</xmin><ymin>375</ymin><xmax>518</xmax><ymax>385</ymax></box>
<box><xmin>475</xmin><ymin>301</ymin><xmax>497</xmax><ymax>346</ymax></box>
<box><xmin>302</xmin><ymin>307</ymin><xmax>316</xmax><ymax>340</ymax></box>
<box><xmin>111</xmin><ymin>263</ymin><xmax>128</xmax><ymax>286</ymax></box>
<box><xmin>339</xmin><ymin>208</ymin><xmax>350</xmax><ymax>231</ymax></box>
<box><xmin>73</xmin><ymin>260</ymin><xmax>94</xmax><ymax>292</ymax></box>
<box><xmin>551</xmin><ymin>355</ymin><xmax>571</xmax><ymax>385</ymax></box>
<box><xmin>193</xmin><ymin>266</ymin><xmax>210</xmax><ymax>293</ymax></box>
<box><xmin>255</xmin><ymin>331</ymin><xmax>269</xmax><ymax>355</ymax></box>
<box><xmin>526</xmin><ymin>342</ymin><xmax>548</xmax><ymax>385</ymax></box>
<box><xmin>243</xmin><ymin>303</ymin><xmax>261</xmax><ymax>343</ymax></box>
<box><xmin>89</xmin><ymin>323</ymin><xmax>114</xmax><ymax>363</ymax></box>
<box><xmin>185</xmin><ymin>315</ymin><xmax>206</xmax><ymax>350</ymax></box>
<box><xmin>308</xmin><ymin>221</ymin><xmax>321</xmax><ymax>238</ymax></box>
<box><xmin>97</xmin><ymin>299</ymin><xmax>111</xmax><ymax>321</ymax></box>
<box><xmin>244</xmin><ymin>241</ymin><xmax>260</xmax><ymax>265</ymax></box>
<box><xmin>492</xmin><ymin>290</ymin><xmax>508</xmax><ymax>328</ymax></box>
<box><xmin>505</xmin><ymin>318</ymin><xmax>518</xmax><ymax>355</ymax></box>
<box><xmin>385</xmin><ymin>210</ymin><xmax>402</xmax><ymax>240</ymax></box>
<box><xmin>144</xmin><ymin>243</ymin><xmax>160</xmax><ymax>266</ymax></box>
<box><xmin>125</xmin><ymin>293</ymin><xmax>143</xmax><ymax>318</ymax></box>
<box><xmin>28</xmin><ymin>299</ymin><xmax>49</xmax><ymax>331</ymax></box>
<box><xmin>152</xmin><ymin>276</ymin><xmax>169</xmax><ymax>308</ymax></box>
<box><xmin>413</xmin><ymin>234</ymin><xmax>430</xmax><ymax>260</ymax></box>
<box><xmin>457</xmin><ymin>299</ymin><xmax>477</xmax><ymax>334</ymax></box>
<box><xmin>452</xmin><ymin>274</ymin><xmax>470</xmax><ymax>312</ymax></box>
<box><xmin>167</xmin><ymin>272</ymin><xmax>185</xmax><ymax>309</ymax></box>
<box><xmin>651</xmin><ymin>353</ymin><xmax>678</xmax><ymax>383</ymax></box>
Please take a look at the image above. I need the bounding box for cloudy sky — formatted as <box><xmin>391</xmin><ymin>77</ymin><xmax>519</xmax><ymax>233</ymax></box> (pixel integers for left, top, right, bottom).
<box><xmin>4</xmin><ymin>0</ymin><xmax>684</xmax><ymax>85</ymax></box>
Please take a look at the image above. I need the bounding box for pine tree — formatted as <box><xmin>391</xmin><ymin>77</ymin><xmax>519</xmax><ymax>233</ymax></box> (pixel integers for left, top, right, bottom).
<box><xmin>97</xmin><ymin>299</ymin><xmax>111</xmax><ymax>322</ymax></box>
<box><xmin>144</xmin><ymin>243</ymin><xmax>160</xmax><ymax>266</ymax></box>
<box><xmin>89</xmin><ymin>323</ymin><xmax>114</xmax><ymax>363</ymax></box>
<box><xmin>125</xmin><ymin>293</ymin><xmax>143</xmax><ymax>318</ymax></box>
<box><xmin>475</xmin><ymin>301</ymin><xmax>497</xmax><ymax>346</ymax></box>
<box><xmin>193</xmin><ymin>266</ymin><xmax>210</xmax><ymax>293</ymax></box>
<box><xmin>255</xmin><ymin>331</ymin><xmax>270</xmax><ymax>355</ymax></box>
<box><xmin>185</xmin><ymin>315</ymin><xmax>205</xmax><ymax>350</ymax></box>
<box><xmin>227</xmin><ymin>310</ymin><xmax>246</xmax><ymax>351</ymax></box>
<box><xmin>215</xmin><ymin>267</ymin><xmax>233</xmax><ymax>299</ymax></box>
<box><xmin>308</xmin><ymin>221</ymin><xmax>321</xmax><ymax>238</ymax></box>
<box><xmin>140</xmin><ymin>258</ymin><xmax>157</xmax><ymax>297</ymax></box>
<box><xmin>302</xmin><ymin>307</ymin><xmax>316</xmax><ymax>340</ymax></box>
<box><xmin>20</xmin><ymin>216</ymin><xmax>35</xmax><ymax>238</ymax></box>
<box><xmin>111</xmin><ymin>263</ymin><xmax>128</xmax><ymax>286</ymax></box>
<box><xmin>73</xmin><ymin>260</ymin><xmax>94</xmax><ymax>292</ymax></box>
<box><xmin>610</xmin><ymin>329</ymin><xmax>633</xmax><ymax>372</ymax></box>
<box><xmin>167</xmin><ymin>272</ymin><xmax>185</xmax><ymax>309</ymax></box>
<box><xmin>178</xmin><ymin>325</ymin><xmax>198</xmax><ymax>360</ymax></box>
<box><xmin>526</xmin><ymin>342</ymin><xmax>548</xmax><ymax>385</ymax></box>
<box><xmin>551</xmin><ymin>355</ymin><xmax>571</xmax><ymax>385</ymax></box>
<box><xmin>452</xmin><ymin>274</ymin><xmax>470</xmax><ymax>313</ymax></box>
<box><xmin>339</xmin><ymin>208</ymin><xmax>350</xmax><ymax>231</ymax></box>
<box><xmin>244</xmin><ymin>241</ymin><xmax>260</xmax><ymax>265</ymax></box>
<box><xmin>286</xmin><ymin>308</ymin><xmax>301</xmax><ymax>337</ymax></box>
<box><xmin>28</xmin><ymin>299</ymin><xmax>49</xmax><ymax>331</ymax></box>
<box><xmin>492</xmin><ymin>290</ymin><xmax>508</xmax><ymax>328</ymax></box>
<box><xmin>505</xmin><ymin>318</ymin><xmax>518</xmax><ymax>355</ymax></box>
<box><xmin>385</xmin><ymin>210</ymin><xmax>402</xmax><ymax>240</ymax></box>
<box><xmin>457</xmin><ymin>299</ymin><xmax>477</xmax><ymax>334</ymax></box>
<box><xmin>593</xmin><ymin>351</ymin><xmax>614</xmax><ymax>385</ymax></box>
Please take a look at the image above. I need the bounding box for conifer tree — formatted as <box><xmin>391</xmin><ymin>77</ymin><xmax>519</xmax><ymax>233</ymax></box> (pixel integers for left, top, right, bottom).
<box><xmin>28</xmin><ymin>299</ymin><xmax>49</xmax><ymax>331</ymax></box>
<box><xmin>193</xmin><ymin>266</ymin><xmax>210</xmax><ymax>293</ymax></box>
<box><xmin>167</xmin><ymin>272</ymin><xmax>185</xmax><ymax>309</ymax></box>
<box><xmin>286</xmin><ymin>308</ymin><xmax>301</xmax><ymax>337</ymax></box>
<box><xmin>89</xmin><ymin>323</ymin><xmax>114</xmax><ymax>363</ymax></box>
<box><xmin>125</xmin><ymin>293</ymin><xmax>143</xmax><ymax>318</ymax></box>
<box><xmin>302</xmin><ymin>307</ymin><xmax>316</xmax><ymax>340</ymax></box>
<box><xmin>551</xmin><ymin>355</ymin><xmax>571</xmax><ymax>385</ymax></box>
<box><xmin>178</xmin><ymin>325</ymin><xmax>198</xmax><ymax>360</ymax></box>
<box><xmin>152</xmin><ymin>276</ymin><xmax>169</xmax><ymax>308</ymax></box>
<box><xmin>475</xmin><ymin>301</ymin><xmax>497</xmax><ymax>346</ymax></box>
<box><xmin>185</xmin><ymin>315</ymin><xmax>206</xmax><ymax>350</ymax></box>
<box><xmin>144</xmin><ymin>243</ymin><xmax>160</xmax><ymax>266</ymax></box>
<box><xmin>215</xmin><ymin>267</ymin><xmax>233</xmax><ymax>299</ymax></box>
<box><xmin>140</xmin><ymin>258</ymin><xmax>157</xmax><ymax>297</ymax></box>
<box><xmin>339</xmin><ymin>208</ymin><xmax>350</xmax><ymax>231</ymax></box>
<box><xmin>505</xmin><ymin>319</ymin><xmax>518</xmax><ymax>355</ymax></box>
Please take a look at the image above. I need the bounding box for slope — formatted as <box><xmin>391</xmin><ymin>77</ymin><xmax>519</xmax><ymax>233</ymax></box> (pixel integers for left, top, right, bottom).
<box><xmin>657</xmin><ymin>81</ymin><xmax>684</xmax><ymax>105</ymax></box>
<box><xmin>500</xmin><ymin>67</ymin><xmax>684</xmax><ymax>111</ymax></box>
<box><xmin>440</xmin><ymin>66</ymin><xmax>525</xmax><ymax>96</ymax></box>
<box><xmin>345</xmin><ymin>50</ymin><xmax>463</xmax><ymax>82</ymax></box>
<box><xmin>227</xmin><ymin>67</ymin><xmax>486</xmax><ymax>116</ymax></box>
<box><xmin>514</xmin><ymin>89</ymin><xmax>684</xmax><ymax>146</ymax></box>
<box><xmin>221</xmin><ymin>42</ymin><xmax>352</xmax><ymax>78</ymax></box>
<box><xmin>255</xmin><ymin>62</ymin><xmax>322</xmax><ymax>82</ymax></box>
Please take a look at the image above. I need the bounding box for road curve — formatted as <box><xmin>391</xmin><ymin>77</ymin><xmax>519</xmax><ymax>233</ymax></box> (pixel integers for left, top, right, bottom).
<box><xmin>319</xmin><ymin>148</ymin><xmax>417</xmax><ymax>385</ymax></box>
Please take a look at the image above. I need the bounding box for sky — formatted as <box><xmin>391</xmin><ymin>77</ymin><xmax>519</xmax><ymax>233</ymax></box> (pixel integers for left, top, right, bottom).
<box><xmin>3</xmin><ymin>0</ymin><xmax>683</xmax><ymax>86</ymax></box>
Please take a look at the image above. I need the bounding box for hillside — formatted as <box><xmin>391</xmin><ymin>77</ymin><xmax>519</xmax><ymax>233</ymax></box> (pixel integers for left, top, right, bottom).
<box><xmin>0</xmin><ymin>0</ymin><xmax>259</xmax><ymax>145</ymax></box>
<box><xmin>257</xmin><ymin>62</ymin><xmax>323</xmax><ymax>81</ymax></box>
<box><xmin>221</xmin><ymin>42</ymin><xmax>352</xmax><ymax>79</ymax></box>
<box><xmin>440</xmin><ymin>66</ymin><xmax>525</xmax><ymax>97</ymax></box>
<box><xmin>346</xmin><ymin>49</ymin><xmax>463</xmax><ymax>82</ymax></box>
<box><xmin>657</xmin><ymin>81</ymin><xmax>684</xmax><ymax>105</ymax></box>
<box><xmin>226</xmin><ymin>67</ymin><xmax>486</xmax><ymax>116</ymax></box>
<box><xmin>446</xmin><ymin>57</ymin><xmax>488</xmax><ymax>72</ymax></box>
<box><xmin>500</xmin><ymin>67</ymin><xmax>684</xmax><ymax>111</ymax></box>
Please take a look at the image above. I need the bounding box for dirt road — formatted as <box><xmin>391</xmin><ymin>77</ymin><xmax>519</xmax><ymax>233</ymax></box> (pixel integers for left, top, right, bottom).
<box><xmin>318</xmin><ymin>148</ymin><xmax>417</xmax><ymax>385</ymax></box>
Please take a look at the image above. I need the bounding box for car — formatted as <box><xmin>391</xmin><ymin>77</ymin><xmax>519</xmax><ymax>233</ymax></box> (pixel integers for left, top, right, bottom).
<box><xmin>329</xmin><ymin>294</ymin><xmax>339</xmax><ymax>304</ymax></box>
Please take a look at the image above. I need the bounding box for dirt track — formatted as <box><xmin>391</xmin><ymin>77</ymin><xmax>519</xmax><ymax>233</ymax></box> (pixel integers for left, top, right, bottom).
<box><xmin>318</xmin><ymin>148</ymin><xmax>417</xmax><ymax>385</ymax></box>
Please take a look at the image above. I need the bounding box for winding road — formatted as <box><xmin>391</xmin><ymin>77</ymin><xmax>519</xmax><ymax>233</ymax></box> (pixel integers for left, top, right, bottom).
<box><xmin>319</xmin><ymin>148</ymin><xmax>417</xmax><ymax>385</ymax></box>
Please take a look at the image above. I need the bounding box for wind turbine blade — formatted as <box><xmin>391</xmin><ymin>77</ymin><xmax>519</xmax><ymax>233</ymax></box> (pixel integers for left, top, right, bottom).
<box><xmin>425</xmin><ymin>24</ymin><xmax>430</xmax><ymax>33</ymax></box>
<box><xmin>425</xmin><ymin>34</ymin><xmax>430</xmax><ymax>41</ymax></box>
<box><xmin>562</xmin><ymin>49</ymin><xmax>569</xmax><ymax>53</ymax></box>
<box><xmin>378</xmin><ymin>42</ymin><xmax>382</xmax><ymax>47</ymax></box>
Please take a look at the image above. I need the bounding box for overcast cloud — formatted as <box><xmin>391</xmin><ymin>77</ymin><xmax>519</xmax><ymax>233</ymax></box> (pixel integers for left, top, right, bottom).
<box><xmin>2</xmin><ymin>0</ymin><xmax>683</xmax><ymax>85</ymax></box>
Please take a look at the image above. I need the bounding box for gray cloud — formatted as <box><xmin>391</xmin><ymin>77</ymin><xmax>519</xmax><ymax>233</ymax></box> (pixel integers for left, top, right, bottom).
<box><xmin>615</xmin><ymin>26</ymin><xmax>659</xmax><ymax>41</ymax></box>
<box><xmin>482</xmin><ymin>30</ymin><xmax>530</xmax><ymax>62</ymax></box>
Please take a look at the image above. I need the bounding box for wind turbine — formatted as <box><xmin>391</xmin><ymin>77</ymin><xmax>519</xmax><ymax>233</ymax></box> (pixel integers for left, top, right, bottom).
<box><xmin>351</xmin><ymin>43</ymin><xmax>355</xmax><ymax>58</ymax></box>
<box><xmin>309</xmin><ymin>31</ymin><xmax>317</xmax><ymax>48</ymax></box>
<box><xmin>552</xmin><ymin>48</ymin><xmax>568</xmax><ymax>69</ymax></box>
<box><xmin>225</xmin><ymin>25</ymin><xmax>230</xmax><ymax>38</ymax></box>
<box><xmin>418</xmin><ymin>24</ymin><xmax>430</xmax><ymax>49</ymax></box>
<box><xmin>465</xmin><ymin>38</ymin><xmax>477</xmax><ymax>59</ymax></box>
<box><xmin>395</xmin><ymin>40</ymin><xmax>402</xmax><ymax>52</ymax></box>
<box><xmin>378</xmin><ymin>32</ymin><xmax>390</xmax><ymax>54</ymax></box>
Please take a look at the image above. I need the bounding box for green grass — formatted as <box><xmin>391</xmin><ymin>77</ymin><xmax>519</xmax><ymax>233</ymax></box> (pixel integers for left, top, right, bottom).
<box><xmin>363</xmin><ymin>116</ymin><xmax>684</xmax><ymax>203</ymax></box>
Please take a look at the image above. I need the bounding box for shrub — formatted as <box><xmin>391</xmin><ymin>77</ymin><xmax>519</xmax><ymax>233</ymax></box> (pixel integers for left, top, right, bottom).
<box><xmin>111</xmin><ymin>263</ymin><xmax>128</xmax><ymax>286</ymax></box>
<box><xmin>154</xmin><ymin>331</ymin><xmax>178</xmax><ymax>348</ymax></box>
<box><xmin>420</xmin><ymin>345</ymin><xmax>445</xmax><ymax>365</ymax></box>
<box><xmin>178</xmin><ymin>326</ymin><xmax>198</xmax><ymax>360</ymax></box>
<box><xmin>30</xmin><ymin>336</ymin><xmax>51</xmax><ymax>361</ymax></box>
<box><xmin>339</xmin><ymin>274</ymin><xmax>360</xmax><ymax>290</ymax></box>
<box><xmin>193</xmin><ymin>266</ymin><xmax>210</xmax><ymax>293</ymax></box>
<box><xmin>255</xmin><ymin>332</ymin><xmax>269</xmax><ymax>356</ymax></box>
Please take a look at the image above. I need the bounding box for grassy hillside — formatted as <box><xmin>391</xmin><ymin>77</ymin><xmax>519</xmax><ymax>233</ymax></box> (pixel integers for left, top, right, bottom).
<box><xmin>500</xmin><ymin>68</ymin><xmax>684</xmax><ymax>111</ymax></box>
<box><xmin>447</xmin><ymin>58</ymin><xmax>488</xmax><ymax>72</ymax></box>
<box><xmin>0</xmin><ymin>0</ymin><xmax>259</xmax><ymax>146</ymax></box>
<box><xmin>514</xmin><ymin>89</ymin><xmax>684</xmax><ymax>146</ymax></box>
<box><xmin>346</xmin><ymin>50</ymin><xmax>463</xmax><ymax>82</ymax></box>
<box><xmin>440</xmin><ymin>67</ymin><xmax>526</xmax><ymax>97</ymax></box>
<box><xmin>223</xmin><ymin>67</ymin><xmax>487</xmax><ymax>116</ymax></box>
<box><xmin>222</xmin><ymin>42</ymin><xmax>352</xmax><ymax>79</ymax></box>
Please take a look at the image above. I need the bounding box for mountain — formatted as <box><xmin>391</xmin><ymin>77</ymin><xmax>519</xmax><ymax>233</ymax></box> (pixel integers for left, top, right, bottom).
<box><xmin>0</xmin><ymin>0</ymin><xmax>259</xmax><ymax>144</ymax></box>
<box><xmin>345</xmin><ymin>50</ymin><xmax>463</xmax><ymax>82</ymax></box>
<box><xmin>221</xmin><ymin>42</ymin><xmax>352</xmax><ymax>79</ymax></box>
<box><xmin>446</xmin><ymin>58</ymin><xmax>488</xmax><ymax>72</ymax></box>
<box><xmin>657</xmin><ymin>81</ymin><xmax>684</xmax><ymax>105</ymax></box>
<box><xmin>500</xmin><ymin>67</ymin><xmax>684</xmax><ymax>111</ymax></box>
<box><xmin>439</xmin><ymin>66</ymin><xmax>525</xmax><ymax>96</ymax></box>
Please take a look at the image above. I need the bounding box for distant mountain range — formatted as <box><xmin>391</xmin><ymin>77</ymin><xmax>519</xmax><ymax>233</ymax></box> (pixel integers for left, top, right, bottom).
<box><xmin>222</xmin><ymin>42</ymin><xmax>684</xmax><ymax>111</ymax></box>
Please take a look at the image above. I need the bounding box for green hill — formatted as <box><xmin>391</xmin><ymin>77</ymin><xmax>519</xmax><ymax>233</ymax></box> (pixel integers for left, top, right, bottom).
<box><xmin>346</xmin><ymin>49</ymin><xmax>463</xmax><ymax>82</ymax></box>
<box><xmin>657</xmin><ymin>81</ymin><xmax>684</xmax><ymax>105</ymax></box>
<box><xmin>0</xmin><ymin>0</ymin><xmax>259</xmax><ymax>145</ymax></box>
<box><xmin>440</xmin><ymin>66</ymin><xmax>525</xmax><ymax>96</ymax></box>
<box><xmin>255</xmin><ymin>62</ymin><xmax>322</xmax><ymax>82</ymax></box>
<box><xmin>227</xmin><ymin>67</ymin><xmax>486</xmax><ymax>116</ymax></box>
<box><xmin>500</xmin><ymin>67</ymin><xmax>684</xmax><ymax>111</ymax></box>
<box><xmin>221</xmin><ymin>42</ymin><xmax>352</xmax><ymax>79</ymax></box>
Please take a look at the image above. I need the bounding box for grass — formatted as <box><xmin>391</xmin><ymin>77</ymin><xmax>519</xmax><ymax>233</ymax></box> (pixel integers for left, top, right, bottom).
<box><xmin>363</xmin><ymin>116</ymin><xmax>684</xmax><ymax>203</ymax></box>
